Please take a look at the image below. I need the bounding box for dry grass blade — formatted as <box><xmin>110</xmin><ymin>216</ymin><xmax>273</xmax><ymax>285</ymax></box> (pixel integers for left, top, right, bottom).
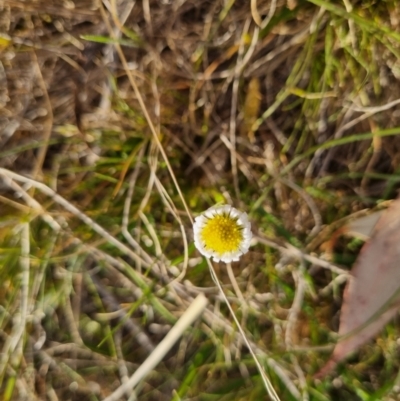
<box><xmin>103</xmin><ymin>293</ymin><xmax>208</xmax><ymax>401</ymax></box>
<box><xmin>207</xmin><ymin>260</ymin><xmax>282</xmax><ymax>401</ymax></box>
<box><xmin>0</xmin><ymin>223</ymin><xmax>30</xmax><ymax>379</ymax></box>
<box><xmin>0</xmin><ymin>168</ymin><xmax>147</xmax><ymax>265</ymax></box>
<box><xmin>104</xmin><ymin>0</ymin><xmax>193</xmax><ymax>224</ymax></box>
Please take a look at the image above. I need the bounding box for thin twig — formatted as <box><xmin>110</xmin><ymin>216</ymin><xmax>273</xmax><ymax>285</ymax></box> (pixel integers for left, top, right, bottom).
<box><xmin>250</xmin><ymin>0</ymin><xmax>262</xmax><ymax>26</ymax></box>
<box><xmin>256</xmin><ymin>234</ymin><xmax>349</xmax><ymax>276</ymax></box>
<box><xmin>285</xmin><ymin>263</ymin><xmax>307</xmax><ymax>349</ymax></box>
<box><xmin>229</xmin><ymin>19</ymin><xmax>251</xmax><ymax>199</ymax></box>
<box><xmin>226</xmin><ymin>263</ymin><xmax>245</xmax><ymax>305</ymax></box>
<box><xmin>154</xmin><ymin>177</ymin><xmax>189</xmax><ymax>283</ymax></box>
<box><xmin>261</xmin><ymin>0</ymin><xmax>277</xmax><ymax>29</ymax></box>
<box><xmin>63</xmin><ymin>285</ymin><xmax>84</xmax><ymax>346</ymax></box>
<box><xmin>207</xmin><ymin>260</ymin><xmax>282</xmax><ymax>401</ymax></box>
<box><xmin>0</xmin><ymin>175</ymin><xmax>61</xmax><ymax>232</ymax></box>
<box><xmin>0</xmin><ymin>223</ymin><xmax>30</xmax><ymax>376</ymax></box>
<box><xmin>279</xmin><ymin>177</ymin><xmax>322</xmax><ymax>238</ymax></box>
<box><xmin>114</xmin><ymin>329</ymin><xmax>132</xmax><ymax>399</ymax></box>
<box><xmin>349</xmin><ymin>97</ymin><xmax>400</xmax><ymax>113</ymax></box>
<box><xmin>31</xmin><ymin>51</ymin><xmax>53</xmax><ymax>181</ymax></box>
<box><xmin>0</xmin><ymin>168</ymin><xmax>148</xmax><ymax>267</ymax></box>
<box><xmin>226</xmin><ymin>262</ymin><xmax>249</xmax><ymax>360</ymax></box>
<box><xmin>121</xmin><ymin>145</ymin><xmax>152</xmax><ymax>265</ymax></box>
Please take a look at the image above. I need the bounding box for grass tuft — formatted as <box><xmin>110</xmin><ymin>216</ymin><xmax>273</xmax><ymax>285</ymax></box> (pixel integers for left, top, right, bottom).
<box><xmin>1</xmin><ymin>0</ymin><xmax>400</xmax><ymax>400</ymax></box>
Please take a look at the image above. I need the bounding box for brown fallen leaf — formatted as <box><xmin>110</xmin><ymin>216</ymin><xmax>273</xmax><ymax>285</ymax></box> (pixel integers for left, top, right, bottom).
<box><xmin>317</xmin><ymin>197</ymin><xmax>400</xmax><ymax>377</ymax></box>
<box><xmin>345</xmin><ymin>210</ymin><xmax>383</xmax><ymax>240</ymax></box>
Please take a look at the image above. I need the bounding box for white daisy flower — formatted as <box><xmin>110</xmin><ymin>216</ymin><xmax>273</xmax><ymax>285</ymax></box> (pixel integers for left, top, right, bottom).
<box><xmin>193</xmin><ymin>205</ymin><xmax>252</xmax><ymax>263</ymax></box>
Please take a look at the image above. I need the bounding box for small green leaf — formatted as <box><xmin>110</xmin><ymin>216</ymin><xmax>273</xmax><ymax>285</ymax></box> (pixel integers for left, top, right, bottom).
<box><xmin>80</xmin><ymin>34</ymin><xmax>140</xmax><ymax>48</ymax></box>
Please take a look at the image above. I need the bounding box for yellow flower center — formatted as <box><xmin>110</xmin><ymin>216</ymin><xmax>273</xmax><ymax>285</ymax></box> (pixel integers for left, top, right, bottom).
<box><xmin>200</xmin><ymin>214</ymin><xmax>243</xmax><ymax>254</ymax></box>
